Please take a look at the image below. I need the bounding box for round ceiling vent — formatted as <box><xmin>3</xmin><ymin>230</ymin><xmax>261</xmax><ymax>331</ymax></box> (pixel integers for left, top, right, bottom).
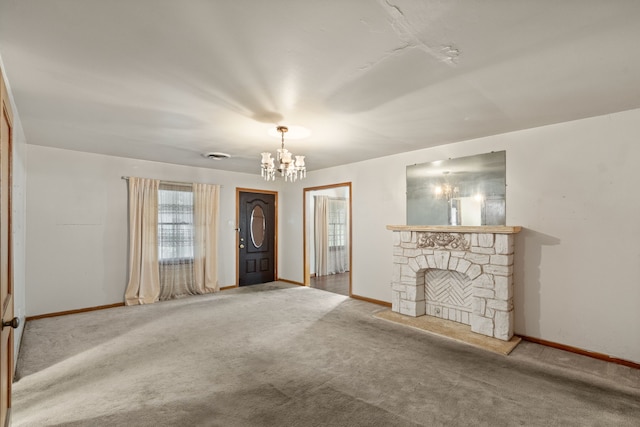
<box><xmin>203</xmin><ymin>152</ymin><xmax>231</xmax><ymax>160</ymax></box>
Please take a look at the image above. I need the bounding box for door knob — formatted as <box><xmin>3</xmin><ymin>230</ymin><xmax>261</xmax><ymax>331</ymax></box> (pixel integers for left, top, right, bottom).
<box><xmin>2</xmin><ymin>317</ymin><xmax>19</xmax><ymax>330</ymax></box>
<box><xmin>239</xmin><ymin>244</ymin><xmax>245</xmax><ymax>249</ymax></box>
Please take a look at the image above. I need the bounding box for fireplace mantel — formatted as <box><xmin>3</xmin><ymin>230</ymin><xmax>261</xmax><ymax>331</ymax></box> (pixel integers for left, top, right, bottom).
<box><xmin>387</xmin><ymin>225</ymin><xmax>522</xmax><ymax>341</ymax></box>
<box><xmin>386</xmin><ymin>225</ymin><xmax>521</xmax><ymax>234</ymax></box>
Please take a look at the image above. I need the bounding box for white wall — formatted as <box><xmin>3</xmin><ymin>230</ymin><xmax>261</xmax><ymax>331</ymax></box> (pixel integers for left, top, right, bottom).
<box><xmin>26</xmin><ymin>146</ymin><xmax>277</xmax><ymax>316</ymax></box>
<box><xmin>280</xmin><ymin>108</ymin><xmax>640</xmax><ymax>364</ymax></box>
<box><xmin>1</xmin><ymin>57</ymin><xmax>27</xmax><ymax>360</ymax></box>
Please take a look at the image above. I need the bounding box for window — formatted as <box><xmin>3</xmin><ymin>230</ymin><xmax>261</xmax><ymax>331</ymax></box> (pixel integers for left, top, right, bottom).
<box><xmin>327</xmin><ymin>198</ymin><xmax>347</xmax><ymax>248</ymax></box>
<box><xmin>125</xmin><ymin>177</ymin><xmax>221</xmax><ymax>304</ymax></box>
<box><xmin>158</xmin><ymin>184</ymin><xmax>194</xmax><ymax>261</ymax></box>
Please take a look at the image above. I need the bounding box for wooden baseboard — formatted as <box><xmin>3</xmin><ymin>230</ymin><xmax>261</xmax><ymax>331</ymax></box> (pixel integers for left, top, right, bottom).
<box><xmin>277</xmin><ymin>278</ymin><xmax>305</xmax><ymax>286</ymax></box>
<box><xmin>219</xmin><ymin>285</ymin><xmax>237</xmax><ymax>291</ymax></box>
<box><xmin>26</xmin><ymin>302</ymin><xmax>125</xmax><ymax>321</ymax></box>
<box><xmin>520</xmin><ymin>335</ymin><xmax>640</xmax><ymax>370</ymax></box>
<box><xmin>350</xmin><ymin>294</ymin><xmax>392</xmax><ymax>308</ymax></box>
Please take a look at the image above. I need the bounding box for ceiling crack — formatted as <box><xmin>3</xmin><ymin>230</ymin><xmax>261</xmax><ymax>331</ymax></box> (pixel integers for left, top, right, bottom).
<box><xmin>357</xmin><ymin>42</ymin><xmax>415</xmax><ymax>72</ymax></box>
<box><xmin>379</xmin><ymin>0</ymin><xmax>460</xmax><ymax>67</ymax></box>
<box><xmin>384</xmin><ymin>0</ymin><xmax>405</xmax><ymax>18</ymax></box>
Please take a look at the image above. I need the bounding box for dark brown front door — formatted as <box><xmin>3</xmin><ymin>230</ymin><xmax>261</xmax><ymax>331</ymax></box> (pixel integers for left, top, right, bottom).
<box><xmin>1</xmin><ymin>66</ymin><xmax>15</xmax><ymax>427</ymax></box>
<box><xmin>238</xmin><ymin>190</ymin><xmax>276</xmax><ymax>286</ymax></box>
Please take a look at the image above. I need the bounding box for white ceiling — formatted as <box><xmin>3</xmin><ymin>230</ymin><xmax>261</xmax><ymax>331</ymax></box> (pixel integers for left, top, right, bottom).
<box><xmin>1</xmin><ymin>1</ymin><xmax>639</xmax><ymax>174</ymax></box>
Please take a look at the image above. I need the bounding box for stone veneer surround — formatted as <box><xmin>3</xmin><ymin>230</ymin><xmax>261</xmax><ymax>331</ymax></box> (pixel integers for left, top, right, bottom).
<box><xmin>387</xmin><ymin>225</ymin><xmax>521</xmax><ymax>341</ymax></box>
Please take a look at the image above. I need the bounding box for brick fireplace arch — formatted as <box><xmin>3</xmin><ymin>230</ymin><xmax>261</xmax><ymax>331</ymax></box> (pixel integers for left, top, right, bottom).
<box><xmin>388</xmin><ymin>226</ymin><xmax>521</xmax><ymax>341</ymax></box>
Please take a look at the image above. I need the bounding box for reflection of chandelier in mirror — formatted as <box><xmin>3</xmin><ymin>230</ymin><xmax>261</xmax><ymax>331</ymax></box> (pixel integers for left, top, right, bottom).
<box><xmin>434</xmin><ymin>183</ymin><xmax>459</xmax><ymax>200</ymax></box>
<box><xmin>260</xmin><ymin>126</ymin><xmax>306</xmax><ymax>182</ymax></box>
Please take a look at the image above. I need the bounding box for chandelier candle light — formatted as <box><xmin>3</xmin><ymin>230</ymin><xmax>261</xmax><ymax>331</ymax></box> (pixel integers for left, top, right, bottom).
<box><xmin>434</xmin><ymin>171</ymin><xmax>459</xmax><ymax>200</ymax></box>
<box><xmin>261</xmin><ymin>126</ymin><xmax>306</xmax><ymax>182</ymax></box>
<box><xmin>434</xmin><ymin>183</ymin><xmax>459</xmax><ymax>200</ymax></box>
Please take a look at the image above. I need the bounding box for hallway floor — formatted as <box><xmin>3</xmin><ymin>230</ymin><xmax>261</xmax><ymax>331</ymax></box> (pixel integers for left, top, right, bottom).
<box><xmin>309</xmin><ymin>272</ymin><xmax>350</xmax><ymax>296</ymax></box>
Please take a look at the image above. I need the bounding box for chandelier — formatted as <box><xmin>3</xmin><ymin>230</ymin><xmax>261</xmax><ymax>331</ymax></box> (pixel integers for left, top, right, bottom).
<box><xmin>434</xmin><ymin>183</ymin><xmax>459</xmax><ymax>200</ymax></box>
<box><xmin>260</xmin><ymin>126</ymin><xmax>306</xmax><ymax>182</ymax></box>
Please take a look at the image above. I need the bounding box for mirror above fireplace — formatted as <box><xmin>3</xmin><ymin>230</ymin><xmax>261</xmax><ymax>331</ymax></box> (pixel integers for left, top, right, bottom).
<box><xmin>406</xmin><ymin>151</ymin><xmax>506</xmax><ymax>226</ymax></box>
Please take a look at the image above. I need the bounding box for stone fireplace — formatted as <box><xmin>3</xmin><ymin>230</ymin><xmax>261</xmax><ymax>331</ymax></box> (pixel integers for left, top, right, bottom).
<box><xmin>387</xmin><ymin>225</ymin><xmax>521</xmax><ymax>341</ymax></box>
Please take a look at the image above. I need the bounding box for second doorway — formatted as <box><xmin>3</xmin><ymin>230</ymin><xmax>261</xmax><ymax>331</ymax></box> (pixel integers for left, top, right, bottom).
<box><xmin>304</xmin><ymin>183</ymin><xmax>352</xmax><ymax>296</ymax></box>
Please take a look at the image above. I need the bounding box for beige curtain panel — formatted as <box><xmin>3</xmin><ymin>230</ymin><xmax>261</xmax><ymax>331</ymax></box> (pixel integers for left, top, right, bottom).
<box><xmin>314</xmin><ymin>195</ymin><xmax>329</xmax><ymax>276</ymax></box>
<box><xmin>193</xmin><ymin>183</ymin><xmax>220</xmax><ymax>294</ymax></box>
<box><xmin>125</xmin><ymin>177</ymin><xmax>161</xmax><ymax>305</ymax></box>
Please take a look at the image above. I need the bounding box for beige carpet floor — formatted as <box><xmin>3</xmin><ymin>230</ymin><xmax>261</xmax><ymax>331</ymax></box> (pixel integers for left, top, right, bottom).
<box><xmin>374</xmin><ymin>309</ymin><xmax>521</xmax><ymax>355</ymax></box>
<box><xmin>13</xmin><ymin>282</ymin><xmax>640</xmax><ymax>426</ymax></box>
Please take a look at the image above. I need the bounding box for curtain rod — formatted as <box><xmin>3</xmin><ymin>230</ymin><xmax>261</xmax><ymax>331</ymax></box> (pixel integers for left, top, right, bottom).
<box><xmin>121</xmin><ymin>176</ymin><xmax>223</xmax><ymax>188</ymax></box>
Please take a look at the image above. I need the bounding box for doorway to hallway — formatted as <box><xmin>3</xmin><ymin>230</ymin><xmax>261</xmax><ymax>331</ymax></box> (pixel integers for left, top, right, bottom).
<box><xmin>303</xmin><ymin>183</ymin><xmax>352</xmax><ymax>297</ymax></box>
